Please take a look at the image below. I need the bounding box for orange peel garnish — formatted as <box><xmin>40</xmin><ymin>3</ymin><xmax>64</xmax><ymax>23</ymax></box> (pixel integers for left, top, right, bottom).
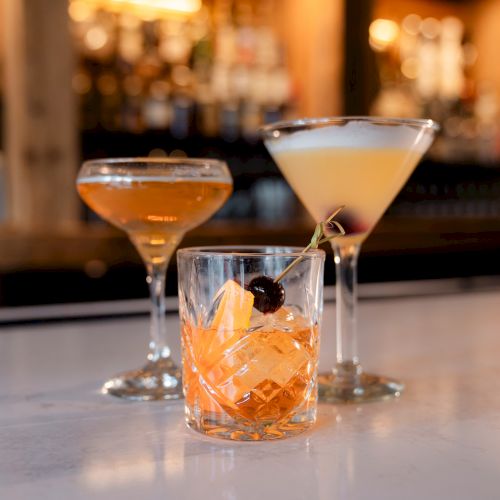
<box><xmin>210</xmin><ymin>280</ymin><xmax>254</xmax><ymax>331</ymax></box>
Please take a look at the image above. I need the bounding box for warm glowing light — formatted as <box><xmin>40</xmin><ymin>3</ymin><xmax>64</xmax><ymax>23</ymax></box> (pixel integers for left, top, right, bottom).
<box><xmin>81</xmin><ymin>457</ymin><xmax>155</xmax><ymax>489</ymax></box>
<box><xmin>97</xmin><ymin>73</ymin><xmax>118</xmax><ymax>95</ymax></box>
<box><xmin>84</xmin><ymin>259</ymin><xmax>108</xmax><ymax>278</ymax></box>
<box><xmin>401</xmin><ymin>58</ymin><xmax>419</xmax><ymax>79</ymax></box>
<box><xmin>421</xmin><ymin>17</ymin><xmax>441</xmax><ymax>39</ymax></box>
<box><xmin>72</xmin><ymin>72</ymin><xmax>92</xmax><ymax>94</ymax></box>
<box><xmin>150</xmin><ymin>80</ymin><xmax>169</xmax><ymax>98</ymax></box>
<box><xmin>149</xmin><ymin>148</ymin><xmax>168</xmax><ymax>157</ymax></box>
<box><xmin>111</xmin><ymin>0</ymin><xmax>201</xmax><ymax>14</ymax></box>
<box><xmin>84</xmin><ymin>26</ymin><xmax>108</xmax><ymax>51</ymax></box>
<box><xmin>170</xmin><ymin>149</ymin><xmax>187</xmax><ymax>158</ymax></box>
<box><xmin>69</xmin><ymin>0</ymin><xmax>95</xmax><ymax>22</ymax></box>
<box><xmin>74</xmin><ymin>0</ymin><xmax>202</xmax><ymax>19</ymax></box>
<box><xmin>369</xmin><ymin>19</ymin><xmax>399</xmax><ymax>52</ymax></box>
<box><xmin>171</xmin><ymin>65</ymin><xmax>192</xmax><ymax>86</ymax></box>
<box><xmin>463</xmin><ymin>43</ymin><xmax>478</xmax><ymax>66</ymax></box>
<box><xmin>402</xmin><ymin>14</ymin><xmax>421</xmax><ymax>36</ymax></box>
<box><xmin>147</xmin><ymin>216</ymin><xmax>178</xmax><ymax>223</ymax></box>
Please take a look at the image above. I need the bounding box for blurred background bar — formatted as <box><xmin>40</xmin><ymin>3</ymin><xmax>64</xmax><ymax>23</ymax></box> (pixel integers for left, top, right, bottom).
<box><xmin>0</xmin><ymin>0</ymin><xmax>500</xmax><ymax>306</ymax></box>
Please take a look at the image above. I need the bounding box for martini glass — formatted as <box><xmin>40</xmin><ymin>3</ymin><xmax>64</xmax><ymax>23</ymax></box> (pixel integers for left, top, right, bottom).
<box><xmin>77</xmin><ymin>158</ymin><xmax>232</xmax><ymax>400</ymax></box>
<box><xmin>262</xmin><ymin>117</ymin><xmax>438</xmax><ymax>403</ymax></box>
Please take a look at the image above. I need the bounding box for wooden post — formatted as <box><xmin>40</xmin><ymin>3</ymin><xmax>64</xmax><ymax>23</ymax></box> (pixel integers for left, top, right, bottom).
<box><xmin>3</xmin><ymin>0</ymin><xmax>79</xmax><ymax>232</ymax></box>
<box><xmin>277</xmin><ymin>0</ymin><xmax>345</xmax><ymax>117</ymax></box>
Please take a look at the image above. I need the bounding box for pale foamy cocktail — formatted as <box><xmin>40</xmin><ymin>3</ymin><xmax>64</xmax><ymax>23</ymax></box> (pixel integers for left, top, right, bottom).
<box><xmin>266</xmin><ymin>121</ymin><xmax>434</xmax><ymax>245</ymax></box>
<box><xmin>262</xmin><ymin>117</ymin><xmax>438</xmax><ymax>403</ymax></box>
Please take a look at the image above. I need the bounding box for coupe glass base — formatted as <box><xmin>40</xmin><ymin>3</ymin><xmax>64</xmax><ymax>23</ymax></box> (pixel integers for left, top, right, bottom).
<box><xmin>102</xmin><ymin>358</ymin><xmax>183</xmax><ymax>401</ymax></box>
<box><xmin>318</xmin><ymin>372</ymin><xmax>404</xmax><ymax>403</ymax></box>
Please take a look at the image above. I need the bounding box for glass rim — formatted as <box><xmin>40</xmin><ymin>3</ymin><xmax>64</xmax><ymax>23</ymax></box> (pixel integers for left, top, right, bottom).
<box><xmin>260</xmin><ymin>116</ymin><xmax>440</xmax><ymax>135</ymax></box>
<box><xmin>81</xmin><ymin>157</ymin><xmax>228</xmax><ymax>168</ymax></box>
<box><xmin>177</xmin><ymin>245</ymin><xmax>325</xmax><ymax>259</ymax></box>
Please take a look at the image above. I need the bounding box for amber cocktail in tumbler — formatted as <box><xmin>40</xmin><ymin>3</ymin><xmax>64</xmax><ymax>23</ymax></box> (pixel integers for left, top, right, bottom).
<box><xmin>178</xmin><ymin>246</ymin><xmax>325</xmax><ymax>441</ymax></box>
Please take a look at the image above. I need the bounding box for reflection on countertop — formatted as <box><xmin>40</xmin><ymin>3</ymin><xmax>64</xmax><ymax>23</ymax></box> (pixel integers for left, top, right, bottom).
<box><xmin>1</xmin><ymin>290</ymin><xmax>500</xmax><ymax>499</ymax></box>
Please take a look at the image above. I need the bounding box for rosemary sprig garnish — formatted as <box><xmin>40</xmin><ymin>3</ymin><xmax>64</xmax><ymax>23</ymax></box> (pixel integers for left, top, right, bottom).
<box><xmin>273</xmin><ymin>206</ymin><xmax>345</xmax><ymax>283</ymax></box>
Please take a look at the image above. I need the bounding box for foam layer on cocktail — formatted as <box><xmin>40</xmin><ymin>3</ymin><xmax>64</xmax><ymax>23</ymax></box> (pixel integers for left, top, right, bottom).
<box><xmin>265</xmin><ymin>120</ymin><xmax>434</xmax><ymax>154</ymax></box>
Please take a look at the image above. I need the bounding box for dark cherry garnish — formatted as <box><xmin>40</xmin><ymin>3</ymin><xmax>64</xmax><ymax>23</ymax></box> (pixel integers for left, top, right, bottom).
<box><xmin>247</xmin><ymin>275</ymin><xmax>285</xmax><ymax>314</ymax></box>
<box><xmin>244</xmin><ymin>207</ymin><xmax>344</xmax><ymax>314</ymax></box>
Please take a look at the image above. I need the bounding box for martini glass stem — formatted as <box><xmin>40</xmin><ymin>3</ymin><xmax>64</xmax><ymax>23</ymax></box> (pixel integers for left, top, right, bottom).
<box><xmin>333</xmin><ymin>242</ymin><xmax>362</xmax><ymax>384</ymax></box>
<box><xmin>146</xmin><ymin>261</ymin><xmax>170</xmax><ymax>361</ymax></box>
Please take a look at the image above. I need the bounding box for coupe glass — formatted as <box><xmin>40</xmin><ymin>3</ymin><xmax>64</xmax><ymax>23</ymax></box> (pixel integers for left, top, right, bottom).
<box><xmin>262</xmin><ymin>117</ymin><xmax>438</xmax><ymax>403</ymax></box>
<box><xmin>77</xmin><ymin>158</ymin><xmax>232</xmax><ymax>400</ymax></box>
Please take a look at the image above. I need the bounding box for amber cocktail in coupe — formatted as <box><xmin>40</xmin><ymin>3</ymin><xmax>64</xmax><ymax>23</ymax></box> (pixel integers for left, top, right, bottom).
<box><xmin>77</xmin><ymin>158</ymin><xmax>232</xmax><ymax>401</ymax></box>
<box><xmin>177</xmin><ymin>246</ymin><xmax>325</xmax><ymax>441</ymax></box>
<box><xmin>263</xmin><ymin>117</ymin><xmax>438</xmax><ymax>403</ymax></box>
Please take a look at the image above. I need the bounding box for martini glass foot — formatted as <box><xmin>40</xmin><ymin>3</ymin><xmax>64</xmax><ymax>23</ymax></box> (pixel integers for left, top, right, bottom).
<box><xmin>102</xmin><ymin>357</ymin><xmax>183</xmax><ymax>401</ymax></box>
<box><xmin>318</xmin><ymin>370</ymin><xmax>403</xmax><ymax>404</ymax></box>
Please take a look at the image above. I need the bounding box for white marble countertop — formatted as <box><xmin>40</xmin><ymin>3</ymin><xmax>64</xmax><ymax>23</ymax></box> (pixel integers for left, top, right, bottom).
<box><xmin>1</xmin><ymin>287</ymin><xmax>500</xmax><ymax>499</ymax></box>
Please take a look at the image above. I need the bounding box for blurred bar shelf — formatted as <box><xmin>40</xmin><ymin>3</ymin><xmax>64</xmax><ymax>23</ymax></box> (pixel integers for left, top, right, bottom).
<box><xmin>1</xmin><ymin>212</ymin><xmax>500</xmax><ymax>306</ymax></box>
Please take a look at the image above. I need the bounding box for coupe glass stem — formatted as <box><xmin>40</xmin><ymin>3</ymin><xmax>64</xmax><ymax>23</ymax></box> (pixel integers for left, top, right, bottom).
<box><xmin>333</xmin><ymin>242</ymin><xmax>362</xmax><ymax>384</ymax></box>
<box><xmin>146</xmin><ymin>261</ymin><xmax>171</xmax><ymax>362</ymax></box>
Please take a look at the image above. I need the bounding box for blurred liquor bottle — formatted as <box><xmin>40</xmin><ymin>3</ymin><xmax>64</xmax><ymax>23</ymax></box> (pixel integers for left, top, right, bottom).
<box><xmin>369</xmin><ymin>12</ymin><xmax>499</xmax><ymax>163</ymax></box>
<box><xmin>69</xmin><ymin>0</ymin><xmax>292</xmax><ymax>141</ymax></box>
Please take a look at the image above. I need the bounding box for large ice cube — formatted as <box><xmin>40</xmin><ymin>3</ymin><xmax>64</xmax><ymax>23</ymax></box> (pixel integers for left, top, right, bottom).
<box><xmin>208</xmin><ymin>331</ymin><xmax>311</xmax><ymax>405</ymax></box>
